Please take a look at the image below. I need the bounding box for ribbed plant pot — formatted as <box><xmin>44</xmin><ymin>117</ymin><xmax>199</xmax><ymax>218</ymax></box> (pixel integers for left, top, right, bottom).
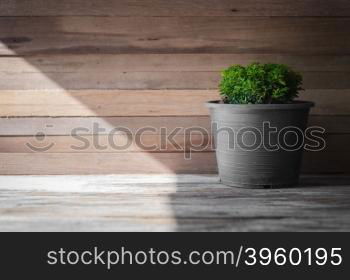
<box><xmin>206</xmin><ymin>101</ymin><xmax>314</xmax><ymax>188</ymax></box>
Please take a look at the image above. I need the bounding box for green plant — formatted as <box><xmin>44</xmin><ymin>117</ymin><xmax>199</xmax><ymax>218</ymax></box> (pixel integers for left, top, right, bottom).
<box><xmin>219</xmin><ymin>62</ymin><xmax>303</xmax><ymax>104</ymax></box>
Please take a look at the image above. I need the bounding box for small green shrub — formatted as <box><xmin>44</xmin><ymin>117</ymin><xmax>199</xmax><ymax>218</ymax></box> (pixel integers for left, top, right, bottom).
<box><xmin>219</xmin><ymin>62</ymin><xmax>303</xmax><ymax>104</ymax></box>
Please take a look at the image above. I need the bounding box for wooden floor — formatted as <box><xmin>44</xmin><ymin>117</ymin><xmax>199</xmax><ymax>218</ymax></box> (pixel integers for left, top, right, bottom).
<box><xmin>0</xmin><ymin>175</ymin><xmax>349</xmax><ymax>232</ymax></box>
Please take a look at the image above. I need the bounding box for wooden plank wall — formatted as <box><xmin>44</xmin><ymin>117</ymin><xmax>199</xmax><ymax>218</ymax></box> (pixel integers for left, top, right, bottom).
<box><xmin>0</xmin><ymin>0</ymin><xmax>349</xmax><ymax>174</ymax></box>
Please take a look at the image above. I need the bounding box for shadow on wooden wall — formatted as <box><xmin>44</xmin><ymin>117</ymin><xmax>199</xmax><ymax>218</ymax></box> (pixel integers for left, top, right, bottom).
<box><xmin>0</xmin><ymin>0</ymin><xmax>350</xmax><ymax>175</ymax></box>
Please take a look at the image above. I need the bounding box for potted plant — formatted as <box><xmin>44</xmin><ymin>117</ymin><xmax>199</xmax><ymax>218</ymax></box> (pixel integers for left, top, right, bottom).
<box><xmin>206</xmin><ymin>63</ymin><xmax>314</xmax><ymax>188</ymax></box>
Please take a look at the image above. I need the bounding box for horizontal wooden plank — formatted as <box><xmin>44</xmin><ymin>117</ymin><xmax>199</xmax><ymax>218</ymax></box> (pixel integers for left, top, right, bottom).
<box><xmin>0</xmin><ymin>134</ymin><xmax>213</xmax><ymax>153</ymax></box>
<box><xmin>0</xmin><ymin>152</ymin><xmax>218</xmax><ymax>174</ymax></box>
<box><xmin>1</xmin><ymin>55</ymin><xmax>349</xmax><ymax>89</ymax></box>
<box><xmin>1</xmin><ymin>71</ymin><xmax>223</xmax><ymax>90</ymax></box>
<box><xmin>1</xmin><ymin>115</ymin><xmax>349</xmax><ymax>136</ymax></box>
<box><xmin>0</xmin><ymin>133</ymin><xmax>346</xmax><ymax>153</ymax></box>
<box><xmin>3</xmin><ymin>54</ymin><xmax>350</xmax><ymax>72</ymax></box>
<box><xmin>1</xmin><ymin>71</ymin><xmax>349</xmax><ymax>90</ymax></box>
<box><xmin>0</xmin><ymin>90</ymin><xmax>216</xmax><ymax>116</ymax></box>
<box><xmin>1</xmin><ymin>175</ymin><xmax>350</xmax><ymax>232</ymax></box>
<box><xmin>302</xmin><ymin>152</ymin><xmax>350</xmax><ymax>174</ymax></box>
<box><xmin>0</xmin><ymin>17</ymin><xmax>349</xmax><ymax>55</ymax></box>
<box><xmin>1</xmin><ymin>0</ymin><xmax>349</xmax><ymax>16</ymax></box>
<box><xmin>0</xmin><ymin>90</ymin><xmax>349</xmax><ymax>116</ymax></box>
<box><xmin>307</xmin><ymin>116</ymin><xmax>350</xmax><ymax>134</ymax></box>
<box><xmin>0</xmin><ymin>150</ymin><xmax>348</xmax><ymax>174</ymax></box>
<box><xmin>304</xmin><ymin>90</ymin><xmax>350</xmax><ymax>115</ymax></box>
<box><xmin>0</xmin><ymin>116</ymin><xmax>213</xmax><ymax>136</ymax></box>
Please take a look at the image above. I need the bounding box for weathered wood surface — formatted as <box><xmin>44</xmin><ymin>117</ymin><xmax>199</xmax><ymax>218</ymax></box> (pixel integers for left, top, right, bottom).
<box><xmin>0</xmin><ymin>150</ymin><xmax>349</xmax><ymax>175</ymax></box>
<box><xmin>0</xmin><ymin>117</ymin><xmax>212</xmax><ymax>136</ymax></box>
<box><xmin>0</xmin><ymin>175</ymin><xmax>349</xmax><ymax>231</ymax></box>
<box><xmin>0</xmin><ymin>90</ymin><xmax>349</xmax><ymax>116</ymax></box>
<box><xmin>1</xmin><ymin>116</ymin><xmax>349</xmax><ymax>136</ymax></box>
<box><xmin>1</xmin><ymin>115</ymin><xmax>348</xmax><ymax>175</ymax></box>
<box><xmin>1</xmin><ymin>69</ymin><xmax>348</xmax><ymax>90</ymax></box>
<box><xmin>1</xmin><ymin>55</ymin><xmax>349</xmax><ymax>90</ymax></box>
<box><xmin>1</xmin><ymin>0</ymin><xmax>349</xmax><ymax>16</ymax></box>
<box><xmin>0</xmin><ymin>134</ymin><xmax>213</xmax><ymax>153</ymax></box>
<box><xmin>0</xmin><ymin>152</ymin><xmax>218</xmax><ymax>174</ymax></box>
<box><xmin>0</xmin><ymin>133</ymin><xmax>348</xmax><ymax>153</ymax></box>
<box><xmin>1</xmin><ymin>17</ymin><xmax>349</xmax><ymax>55</ymax></box>
<box><xmin>0</xmin><ymin>90</ymin><xmax>218</xmax><ymax>116</ymax></box>
<box><xmin>3</xmin><ymin>54</ymin><xmax>350</xmax><ymax>72</ymax></box>
<box><xmin>0</xmin><ymin>2</ymin><xmax>349</xmax><ymax>176</ymax></box>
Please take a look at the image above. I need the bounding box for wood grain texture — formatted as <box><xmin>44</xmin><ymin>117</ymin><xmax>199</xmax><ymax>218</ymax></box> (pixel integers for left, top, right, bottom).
<box><xmin>0</xmin><ymin>116</ymin><xmax>212</xmax><ymax>136</ymax></box>
<box><xmin>0</xmin><ymin>2</ymin><xmax>349</xmax><ymax>177</ymax></box>
<box><xmin>1</xmin><ymin>17</ymin><xmax>349</xmax><ymax>55</ymax></box>
<box><xmin>1</xmin><ymin>0</ymin><xmax>350</xmax><ymax>16</ymax></box>
<box><xmin>1</xmin><ymin>175</ymin><xmax>350</xmax><ymax>231</ymax></box>
<box><xmin>0</xmin><ymin>134</ymin><xmax>213</xmax><ymax>153</ymax></box>
<box><xmin>0</xmin><ymin>152</ymin><xmax>218</xmax><ymax>174</ymax></box>
<box><xmin>0</xmin><ymin>133</ymin><xmax>347</xmax><ymax>154</ymax></box>
<box><xmin>1</xmin><ymin>56</ymin><xmax>349</xmax><ymax>89</ymax></box>
<box><xmin>3</xmin><ymin>54</ymin><xmax>350</xmax><ymax>72</ymax></box>
<box><xmin>0</xmin><ymin>90</ymin><xmax>217</xmax><ymax>116</ymax></box>
<box><xmin>0</xmin><ymin>90</ymin><xmax>349</xmax><ymax>116</ymax></box>
<box><xmin>2</xmin><ymin>54</ymin><xmax>349</xmax><ymax>90</ymax></box>
<box><xmin>1</xmin><ymin>116</ymin><xmax>349</xmax><ymax>136</ymax></box>
<box><xmin>1</xmin><ymin>115</ymin><xmax>347</xmax><ymax>175</ymax></box>
<box><xmin>0</xmin><ymin>150</ymin><xmax>348</xmax><ymax>175</ymax></box>
<box><xmin>1</xmin><ymin>71</ymin><xmax>349</xmax><ymax>90</ymax></box>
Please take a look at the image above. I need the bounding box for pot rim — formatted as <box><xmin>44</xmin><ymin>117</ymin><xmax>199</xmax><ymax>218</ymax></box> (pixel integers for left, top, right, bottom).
<box><xmin>206</xmin><ymin>100</ymin><xmax>314</xmax><ymax>110</ymax></box>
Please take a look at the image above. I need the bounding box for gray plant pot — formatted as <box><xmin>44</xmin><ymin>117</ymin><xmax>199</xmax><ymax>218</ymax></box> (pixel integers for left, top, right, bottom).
<box><xmin>206</xmin><ymin>101</ymin><xmax>314</xmax><ymax>188</ymax></box>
